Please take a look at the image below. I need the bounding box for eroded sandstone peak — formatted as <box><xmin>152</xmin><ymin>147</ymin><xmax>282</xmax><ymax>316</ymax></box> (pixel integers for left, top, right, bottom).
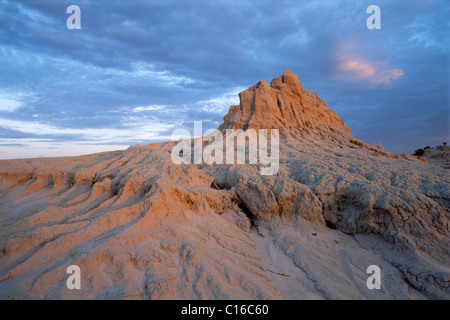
<box><xmin>219</xmin><ymin>70</ymin><xmax>351</xmax><ymax>134</ymax></box>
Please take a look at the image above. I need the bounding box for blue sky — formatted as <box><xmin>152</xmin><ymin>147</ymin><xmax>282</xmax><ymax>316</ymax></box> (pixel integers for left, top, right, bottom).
<box><xmin>0</xmin><ymin>0</ymin><xmax>448</xmax><ymax>158</ymax></box>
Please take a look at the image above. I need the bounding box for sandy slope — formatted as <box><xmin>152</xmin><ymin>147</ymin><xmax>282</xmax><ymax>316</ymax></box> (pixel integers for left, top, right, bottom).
<box><xmin>0</xmin><ymin>71</ymin><xmax>448</xmax><ymax>299</ymax></box>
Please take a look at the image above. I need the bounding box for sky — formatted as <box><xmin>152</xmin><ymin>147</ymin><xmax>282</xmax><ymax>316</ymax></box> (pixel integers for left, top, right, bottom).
<box><xmin>0</xmin><ymin>0</ymin><xmax>448</xmax><ymax>159</ymax></box>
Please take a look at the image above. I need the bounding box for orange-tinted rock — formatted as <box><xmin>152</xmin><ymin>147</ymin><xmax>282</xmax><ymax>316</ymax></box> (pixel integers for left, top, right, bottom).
<box><xmin>219</xmin><ymin>70</ymin><xmax>351</xmax><ymax>134</ymax></box>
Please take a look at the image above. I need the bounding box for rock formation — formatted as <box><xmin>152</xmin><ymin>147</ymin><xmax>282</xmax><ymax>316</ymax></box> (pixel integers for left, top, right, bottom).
<box><xmin>220</xmin><ymin>70</ymin><xmax>350</xmax><ymax>134</ymax></box>
<box><xmin>0</xmin><ymin>71</ymin><xmax>448</xmax><ymax>299</ymax></box>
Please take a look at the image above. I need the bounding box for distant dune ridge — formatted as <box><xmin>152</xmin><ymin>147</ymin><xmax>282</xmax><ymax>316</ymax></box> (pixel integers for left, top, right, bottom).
<box><xmin>0</xmin><ymin>71</ymin><xmax>448</xmax><ymax>299</ymax></box>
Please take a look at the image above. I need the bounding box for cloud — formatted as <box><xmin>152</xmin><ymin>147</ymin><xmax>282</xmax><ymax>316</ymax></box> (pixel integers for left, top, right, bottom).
<box><xmin>0</xmin><ymin>91</ymin><xmax>31</xmax><ymax>112</ymax></box>
<box><xmin>279</xmin><ymin>29</ymin><xmax>311</xmax><ymax>47</ymax></box>
<box><xmin>132</xmin><ymin>105</ymin><xmax>166</xmax><ymax>112</ymax></box>
<box><xmin>109</xmin><ymin>62</ymin><xmax>197</xmax><ymax>87</ymax></box>
<box><xmin>0</xmin><ymin>96</ymin><xmax>21</xmax><ymax>112</ymax></box>
<box><xmin>334</xmin><ymin>41</ymin><xmax>404</xmax><ymax>85</ymax></box>
<box><xmin>197</xmin><ymin>88</ymin><xmax>245</xmax><ymax>113</ymax></box>
<box><xmin>338</xmin><ymin>56</ymin><xmax>404</xmax><ymax>85</ymax></box>
<box><xmin>0</xmin><ymin>117</ymin><xmax>175</xmax><ymax>144</ymax></box>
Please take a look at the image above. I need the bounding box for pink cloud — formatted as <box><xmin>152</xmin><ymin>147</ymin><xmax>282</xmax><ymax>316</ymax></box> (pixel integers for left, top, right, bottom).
<box><xmin>335</xmin><ymin>41</ymin><xmax>404</xmax><ymax>85</ymax></box>
<box><xmin>338</xmin><ymin>56</ymin><xmax>404</xmax><ymax>85</ymax></box>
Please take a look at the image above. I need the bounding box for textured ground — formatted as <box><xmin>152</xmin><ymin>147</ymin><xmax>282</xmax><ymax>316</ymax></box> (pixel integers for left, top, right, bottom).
<box><xmin>0</xmin><ymin>137</ymin><xmax>448</xmax><ymax>299</ymax></box>
<box><xmin>0</xmin><ymin>71</ymin><xmax>448</xmax><ymax>299</ymax></box>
